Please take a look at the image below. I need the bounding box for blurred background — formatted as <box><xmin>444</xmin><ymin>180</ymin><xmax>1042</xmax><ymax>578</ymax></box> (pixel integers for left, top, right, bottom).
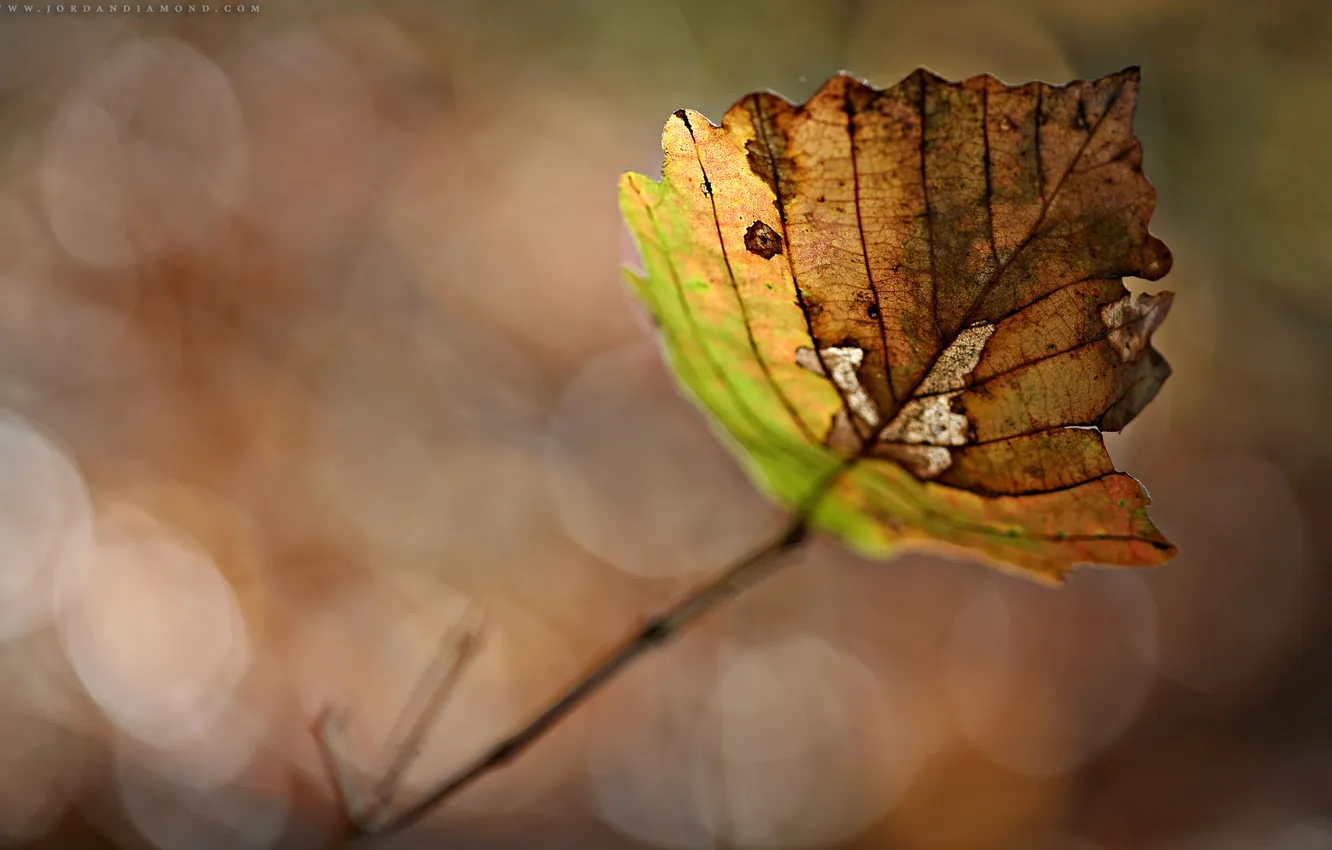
<box><xmin>0</xmin><ymin>0</ymin><xmax>1329</xmax><ymax>848</ymax></box>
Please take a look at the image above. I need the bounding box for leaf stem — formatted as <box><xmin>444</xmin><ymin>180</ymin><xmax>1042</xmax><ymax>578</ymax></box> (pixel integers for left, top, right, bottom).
<box><xmin>346</xmin><ymin>461</ymin><xmax>850</xmax><ymax>842</ymax></box>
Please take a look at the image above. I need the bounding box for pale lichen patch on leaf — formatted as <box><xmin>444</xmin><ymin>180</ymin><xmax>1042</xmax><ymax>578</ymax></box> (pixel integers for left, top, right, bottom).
<box><xmin>875</xmin><ymin>444</ymin><xmax>954</xmax><ymax>479</ymax></box>
<box><xmin>795</xmin><ymin>346</ymin><xmax>881</xmax><ymax>427</ymax></box>
<box><xmin>878</xmin><ymin>394</ymin><xmax>968</xmax><ymax>448</ymax></box>
<box><xmin>1101</xmin><ymin>291</ymin><xmax>1173</xmax><ymax>362</ymax></box>
<box><xmin>915</xmin><ymin>324</ymin><xmax>997</xmax><ymax>396</ymax></box>
<box><xmin>870</xmin><ymin>323</ymin><xmax>996</xmax><ymax>476</ymax></box>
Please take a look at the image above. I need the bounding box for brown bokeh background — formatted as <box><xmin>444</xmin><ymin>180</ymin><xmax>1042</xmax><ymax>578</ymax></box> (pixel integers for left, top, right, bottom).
<box><xmin>0</xmin><ymin>1</ymin><xmax>1329</xmax><ymax>848</ymax></box>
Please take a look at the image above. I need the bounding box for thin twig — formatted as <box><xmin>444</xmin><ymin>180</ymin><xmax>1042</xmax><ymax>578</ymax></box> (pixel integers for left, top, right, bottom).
<box><xmin>347</xmin><ymin>460</ymin><xmax>852</xmax><ymax>842</ymax></box>
<box><xmin>312</xmin><ymin>708</ymin><xmax>370</xmax><ymax>836</ymax></box>
<box><xmin>361</xmin><ymin>607</ymin><xmax>487</xmax><ymax>825</ymax></box>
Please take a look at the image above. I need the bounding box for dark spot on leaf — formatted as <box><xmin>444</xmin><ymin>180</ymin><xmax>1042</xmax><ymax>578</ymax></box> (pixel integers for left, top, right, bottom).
<box><xmin>744</xmin><ymin>220</ymin><xmax>783</xmax><ymax>260</ymax></box>
<box><xmin>867</xmin><ymin>304</ymin><xmax>880</xmax><ymax>320</ymax></box>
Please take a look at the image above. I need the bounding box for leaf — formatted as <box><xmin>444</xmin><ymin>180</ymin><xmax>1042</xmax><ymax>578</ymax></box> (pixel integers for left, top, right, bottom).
<box><xmin>618</xmin><ymin>67</ymin><xmax>1177</xmax><ymax>582</ymax></box>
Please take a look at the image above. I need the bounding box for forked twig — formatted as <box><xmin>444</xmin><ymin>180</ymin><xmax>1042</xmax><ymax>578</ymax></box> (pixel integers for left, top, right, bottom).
<box><xmin>363</xmin><ymin>607</ymin><xmax>487</xmax><ymax>824</ymax></box>
<box><xmin>319</xmin><ymin>461</ymin><xmax>851</xmax><ymax>844</ymax></box>
<box><xmin>312</xmin><ymin>605</ymin><xmax>487</xmax><ymax>836</ymax></box>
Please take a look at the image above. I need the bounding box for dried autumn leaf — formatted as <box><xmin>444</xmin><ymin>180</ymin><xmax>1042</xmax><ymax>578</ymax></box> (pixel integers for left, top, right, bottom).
<box><xmin>619</xmin><ymin>67</ymin><xmax>1176</xmax><ymax>582</ymax></box>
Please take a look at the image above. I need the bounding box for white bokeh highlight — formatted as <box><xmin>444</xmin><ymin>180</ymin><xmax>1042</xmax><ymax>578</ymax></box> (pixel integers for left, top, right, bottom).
<box><xmin>56</xmin><ymin>505</ymin><xmax>250</xmax><ymax>749</ymax></box>
<box><xmin>40</xmin><ymin>37</ymin><xmax>248</xmax><ymax>267</ymax></box>
<box><xmin>546</xmin><ymin>341</ymin><xmax>782</xmax><ymax>579</ymax></box>
<box><xmin>0</xmin><ymin>410</ymin><xmax>93</xmax><ymax>640</ymax></box>
<box><xmin>945</xmin><ymin>571</ymin><xmax>1157</xmax><ymax>776</ymax></box>
<box><xmin>591</xmin><ymin>635</ymin><xmax>919</xmax><ymax>849</ymax></box>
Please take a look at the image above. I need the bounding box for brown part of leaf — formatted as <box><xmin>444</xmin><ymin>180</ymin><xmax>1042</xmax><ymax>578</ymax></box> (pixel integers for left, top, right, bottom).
<box><xmin>719</xmin><ymin>67</ymin><xmax>1173</xmax><ymax>496</ymax></box>
<box><xmin>937</xmin><ymin>428</ymin><xmax>1115</xmax><ymax>497</ymax></box>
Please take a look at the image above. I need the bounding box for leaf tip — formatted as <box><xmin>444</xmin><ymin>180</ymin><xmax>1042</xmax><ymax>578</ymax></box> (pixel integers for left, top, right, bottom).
<box><xmin>1112</xmin><ymin>65</ymin><xmax>1144</xmax><ymax>99</ymax></box>
<box><xmin>669</xmin><ymin>107</ymin><xmax>720</xmax><ymax>135</ymax></box>
<box><xmin>620</xmin><ymin>266</ymin><xmax>653</xmax><ymax>309</ymax></box>
<box><xmin>618</xmin><ymin>171</ymin><xmax>661</xmax><ymax>208</ymax></box>
<box><xmin>830</xmin><ymin>69</ymin><xmax>873</xmax><ymax>88</ymax></box>
<box><xmin>910</xmin><ymin>66</ymin><xmax>948</xmax><ymax>88</ymax></box>
<box><xmin>1138</xmin><ymin>236</ymin><xmax>1173</xmax><ymax>281</ymax></box>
